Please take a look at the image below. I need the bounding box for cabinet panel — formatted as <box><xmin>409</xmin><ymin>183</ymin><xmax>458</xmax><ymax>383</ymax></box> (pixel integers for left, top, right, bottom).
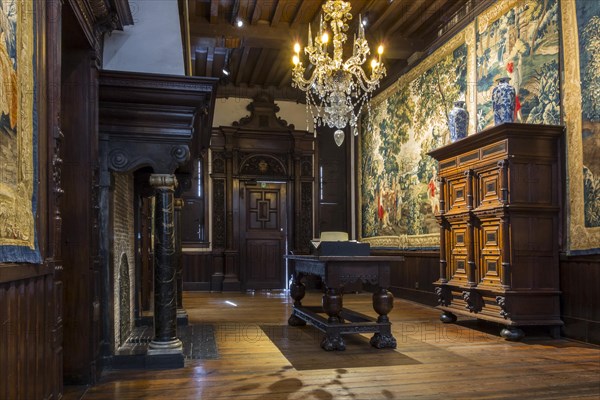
<box><xmin>510</xmin><ymin>161</ymin><xmax>554</xmax><ymax>205</ymax></box>
<box><xmin>478</xmin><ymin>219</ymin><xmax>502</xmax><ymax>287</ymax></box>
<box><xmin>476</xmin><ymin>165</ymin><xmax>502</xmax><ymax>209</ymax></box>
<box><xmin>446</xmin><ymin>175</ymin><xmax>469</xmax><ymax>213</ymax></box>
<box><xmin>448</xmin><ymin>223</ymin><xmax>469</xmax><ymax>285</ymax></box>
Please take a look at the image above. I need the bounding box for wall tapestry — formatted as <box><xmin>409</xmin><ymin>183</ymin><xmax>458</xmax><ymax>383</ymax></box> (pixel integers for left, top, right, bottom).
<box><xmin>476</xmin><ymin>0</ymin><xmax>560</xmax><ymax>132</ymax></box>
<box><xmin>359</xmin><ymin>28</ymin><xmax>473</xmax><ymax>249</ymax></box>
<box><xmin>0</xmin><ymin>0</ymin><xmax>40</xmax><ymax>262</ymax></box>
<box><xmin>562</xmin><ymin>0</ymin><xmax>600</xmax><ymax>253</ymax></box>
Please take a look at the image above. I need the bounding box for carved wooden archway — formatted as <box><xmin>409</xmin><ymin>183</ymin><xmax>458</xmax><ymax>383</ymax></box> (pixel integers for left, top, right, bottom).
<box><xmin>210</xmin><ymin>92</ymin><xmax>315</xmax><ymax>291</ymax></box>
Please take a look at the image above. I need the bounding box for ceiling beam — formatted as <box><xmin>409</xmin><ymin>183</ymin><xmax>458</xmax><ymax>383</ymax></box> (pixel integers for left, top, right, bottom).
<box><xmin>195</xmin><ymin>49</ymin><xmax>208</xmax><ymax>76</ymax></box>
<box><xmin>210</xmin><ymin>0</ymin><xmax>219</xmax><ymax>23</ymax></box>
<box><xmin>420</xmin><ymin>0</ymin><xmax>471</xmax><ymax>39</ymax></box>
<box><xmin>235</xmin><ymin>47</ymin><xmax>251</xmax><ymax>85</ymax></box>
<box><xmin>249</xmin><ymin>48</ymin><xmax>267</xmax><ymax>86</ymax></box>
<box><xmin>206</xmin><ymin>46</ymin><xmax>215</xmax><ymax>77</ymax></box>
<box><xmin>370</xmin><ymin>0</ymin><xmax>408</xmax><ymax>33</ymax></box>
<box><xmin>385</xmin><ymin>0</ymin><xmax>424</xmax><ymax>36</ymax></box>
<box><xmin>191</xmin><ymin>16</ymin><xmax>418</xmax><ymax>54</ymax></box>
<box><xmin>290</xmin><ymin>0</ymin><xmax>319</xmax><ymax>30</ymax></box>
<box><xmin>277</xmin><ymin>68</ymin><xmax>292</xmax><ymax>89</ymax></box>
<box><xmin>404</xmin><ymin>0</ymin><xmax>447</xmax><ymax>36</ymax></box>
<box><xmin>265</xmin><ymin>49</ymin><xmax>283</xmax><ymax>86</ymax></box>
<box><xmin>271</xmin><ymin>0</ymin><xmax>292</xmax><ymax>27</ymax></box>
<box><xmin>191</xmin><ymin>19</ymin><xmax>301</xmax><ymax>43</ymax></box>
<box><xmin>250</xmin><ymin>0</ymin><xmax>263</xmax><ymax>24</ymax></box>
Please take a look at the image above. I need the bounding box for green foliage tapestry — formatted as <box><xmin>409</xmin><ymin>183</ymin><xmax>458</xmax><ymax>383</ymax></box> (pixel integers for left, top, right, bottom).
<box><xmin>360</xmin><ymin>44</ymin><xmax>467</xmax><ymax>243</ymax></box>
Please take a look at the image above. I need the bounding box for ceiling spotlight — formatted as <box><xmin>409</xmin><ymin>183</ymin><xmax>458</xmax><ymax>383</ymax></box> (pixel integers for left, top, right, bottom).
<box><xmin>361</xmin><ymin>17</ymin><xmax>368</xmax><ymax>27</ymax></box>
<box><xmin>236</xmin><ymin>18</ymin><xmax>244</xmax><ymax>28</ymax></box>
<box><xmin>222</xmin><ymin>68</ymin><xmax>230</xmax><ymax>76</ymax></box>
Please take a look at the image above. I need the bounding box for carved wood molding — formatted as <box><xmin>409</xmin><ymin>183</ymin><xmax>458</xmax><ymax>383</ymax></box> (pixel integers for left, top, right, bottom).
<box><xmin>106</xmin><ymin>144</ymin><xmax>190</xmax><ymax>175</ymax></box>
<box><xmin>67</xmin><ymin>0</ymin><xmax>133</xmax><ymax>63</ymax></box>
<box><xmin>232</xmin><ymin>92</ymin><xmax>294</xmax><ymax>130</ymax></box>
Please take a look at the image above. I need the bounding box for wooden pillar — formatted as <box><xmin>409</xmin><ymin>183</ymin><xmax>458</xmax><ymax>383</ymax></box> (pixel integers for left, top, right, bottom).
<box><xmin>222</xmin><ymin>130</ymin><xmax>240</xmax><ymax>290</ymax></box>
<box><xmin>148</xmin><ymin>174</ymin><xmax>182</xmax><ymax>354</ymax></box>
<box><xmin>465</xmin><ymin>169</ymin><xmax>477</xmax><ymax>287</ymax></box>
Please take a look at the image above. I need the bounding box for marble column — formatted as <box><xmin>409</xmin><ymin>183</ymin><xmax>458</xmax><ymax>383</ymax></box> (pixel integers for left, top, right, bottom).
<box><xmin>148</xmin><ymin>174</ymin><xmax>182</xmax><ymax>354</ymax></box>
<box><xmin>174</xmin><ymin>197</ymin><xmax>188</xmax><ymax>324</ymax></box>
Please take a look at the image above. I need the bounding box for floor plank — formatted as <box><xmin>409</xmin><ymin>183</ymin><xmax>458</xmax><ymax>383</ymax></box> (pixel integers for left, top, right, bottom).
<box><xmin>74</xmin><ymin>291</ymin><xmax>600</xmax><ymax>400</ymax></box>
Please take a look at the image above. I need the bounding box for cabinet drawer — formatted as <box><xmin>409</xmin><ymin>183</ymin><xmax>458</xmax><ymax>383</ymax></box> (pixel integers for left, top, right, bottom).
<box><xmin>446</xmin><ymin>176</ymin><xmax>470</xmax><ymax>213</ymax></box>
<box><xmin>478</xmin><ymin>219</ymin><xmax>503</xmax><ymax>287</ymax></box>
<box><xmin>476</xmin><ymin>165</ymin><xmax>503</xmax><ymax>208</ymax></box>
<box><xmin>448</xmin><ymin>223</ymin><xmax>469</xmax><ymax>285</ymax></box>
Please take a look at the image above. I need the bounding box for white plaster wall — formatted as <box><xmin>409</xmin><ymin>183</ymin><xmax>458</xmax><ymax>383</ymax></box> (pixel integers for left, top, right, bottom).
<box><xmin>212</xmin><ymin>97</ymin><xmax>315</xmax><ymax>132</ymax></box>
<box><xmin>103</xmin><ymin>0</ymin><xmax>184</xmax><ymax>75</ymax></box>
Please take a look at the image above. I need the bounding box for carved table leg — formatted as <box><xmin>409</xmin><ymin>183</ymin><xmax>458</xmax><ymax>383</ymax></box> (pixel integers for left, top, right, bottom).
<box><xmin>321</xmin><ymin>333</ymin><xmax>346</xmax><ymax>351</ymax></box>
<box><xmin>288</xmin><ymin>274</ymin><xmax>306</xmax><ymax>326</ymax></box>
<box><xmin>322</xmin><ymin>287</ymin><xmax>343</xmax><ymax>323</ymax></box>
<box><xmin>440</xmin><ymin>311</ymin><xmax>457</xmax><ymax>323</ymax></box>
<box><xmin>370</xmin><ymin>288</ymin><xmax>397</xmax><ymax>349</ymax></box>
<box><xmin>320</xmin><ymin>287</ymin><xmax>346</xmax><ymax>351</ymax></box>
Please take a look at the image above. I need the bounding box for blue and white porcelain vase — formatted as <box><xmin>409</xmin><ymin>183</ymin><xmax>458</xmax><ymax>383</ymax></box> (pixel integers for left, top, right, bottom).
<box><xmin>492</xmin><ymin>77</ymin><xmax>516</xmax><ymax>125</ymax></box>
<box><xmin>448</xmin><ymin>101</ymin><xmax>468</xmax><ymax>142</ymax></box>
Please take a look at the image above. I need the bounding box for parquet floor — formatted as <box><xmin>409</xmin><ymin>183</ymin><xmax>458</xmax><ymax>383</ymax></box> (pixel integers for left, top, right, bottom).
<box><xmin>71</xmin><ymin>291</ymin><xmax>600</xmax><ymax>400</ymax></box>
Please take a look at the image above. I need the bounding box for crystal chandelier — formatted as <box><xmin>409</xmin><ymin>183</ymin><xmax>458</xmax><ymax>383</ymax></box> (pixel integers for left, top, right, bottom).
<box><xmin>292</xmin><ymin>0</ymin><xmax>386</xmax><ymax>146</ymax></box>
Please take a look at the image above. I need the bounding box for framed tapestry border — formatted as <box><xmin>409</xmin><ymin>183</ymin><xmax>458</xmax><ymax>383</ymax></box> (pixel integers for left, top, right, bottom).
<box><xmin>561</xmin><ymin>0</ymin><xmax>600</xmax><ymax>254</ymax></box>
<box><xmin>0</xmin><ymin>0</ymin><xmax>40</xmax><ymax>262</ymax></box>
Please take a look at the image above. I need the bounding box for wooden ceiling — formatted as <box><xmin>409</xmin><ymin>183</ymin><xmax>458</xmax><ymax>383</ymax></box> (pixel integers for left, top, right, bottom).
<box><xmin>179</xmin><ymin>0</ymin><xmax>477</xmax><ymax>101</ymax></box>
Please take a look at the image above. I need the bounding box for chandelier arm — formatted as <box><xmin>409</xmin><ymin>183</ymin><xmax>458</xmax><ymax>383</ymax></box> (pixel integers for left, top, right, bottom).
<box><xmin>346</xmin><ymin>65</ymin><xmax>385</xmax><ymax>92</ymax></box>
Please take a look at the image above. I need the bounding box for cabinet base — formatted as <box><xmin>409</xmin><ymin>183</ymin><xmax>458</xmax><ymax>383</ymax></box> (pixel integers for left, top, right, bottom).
<box><xmin>500</xmin><ymin>327</ymin><xmax>525</xmax><ymax>341</ymax></box>
<box><xmin>440</xmin><ymin>311</ymin><xmax>457</xmax><ymax>323</ymax></box>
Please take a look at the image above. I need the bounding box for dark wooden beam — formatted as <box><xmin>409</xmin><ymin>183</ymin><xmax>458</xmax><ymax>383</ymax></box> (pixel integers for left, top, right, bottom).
<box><xmin>190</xmin><ymin>20</ymin><xmax>302</xmax><ymax>44</ymax></box>
<box><xmin>385</xmin><ymin>0</ymin><xmax>422</xmax><ymax>36</ymax></box>
<box><xmin>271</xmin><ymin>0</ymin><xmax>285</xmax><ymax>26</ymax></box>
<box><xmin>206</xmin><ymin>47</ymin><xmax>215</xmax><ymax>77</ymax></box>
<box><xmin>188</xmin><ymin>0</ymin><xmax>196</xmax><ymax>19</ymax></box>
<box><xmin>370</xmin><ymin>0</ymin><xmax>409</xmax><ymax>32</ymax></box>
<box><xmin>210</xmin><ymin>0</ymin><xmax>219</xmax><ymax>23</ymax></box>
<box><xmin>404</xmin><ymin>0</ymin><xmax>446</xmax><ymax>36</ymax></box>
<box><xmin>265</xmin><ymin>49</ymin><xmax>283</xmax><ymax>87</ymax></box>
<box><xmin>249</xmin><ymin>48</ymin><xmax>267</xmax><ymax>86</ymax></box>
<box><xmin>235</xmin><ymin>47</ymin><xmax>251</xmax><ymax>85</ymax></box>
<box><xmin>251</xmin><ymin>0</ymin><xmax>263</xmax><ymax>24</ymax></box>
<box><xmin>278</xmin><ymin>68</ymin><xmax>292</xmax><ymax>89</ymax></box>
<box><xmin>195</xmin><ymin>49</ymin><xmax>208</xmax><ymax>76</ymax></box>
<box><xmin>290</xmin><ymin>0</ymin><xmax>319</xmax><ymax>29</ymax></box>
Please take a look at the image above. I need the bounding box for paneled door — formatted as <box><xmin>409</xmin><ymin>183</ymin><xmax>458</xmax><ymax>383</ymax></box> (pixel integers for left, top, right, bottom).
<box><xmin>240</xmin><ymin>182</ymin><xmax>287</xmax><ymax>290</ymax></box>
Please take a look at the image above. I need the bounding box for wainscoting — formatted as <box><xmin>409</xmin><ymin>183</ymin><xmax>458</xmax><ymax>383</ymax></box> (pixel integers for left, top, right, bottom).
<box><xmin>560</xmin><ymin>253</ymin><xmax>600</xmax><ymax>344</ymax></box>
<box><xmin>0</xmin><ymin>266</ymin><xmax>61</xmax><ymax>399</ymax></box>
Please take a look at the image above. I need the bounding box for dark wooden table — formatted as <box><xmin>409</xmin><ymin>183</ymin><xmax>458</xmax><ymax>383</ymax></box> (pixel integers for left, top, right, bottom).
<box><xmin>285</xmin><ymin>255</ymin><xmax>404</xmax><ymax>351</ymax></box>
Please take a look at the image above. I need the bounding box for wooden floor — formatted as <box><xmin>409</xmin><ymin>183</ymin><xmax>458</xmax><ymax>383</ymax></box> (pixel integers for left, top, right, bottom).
<box><xmin>69</xmin><ymin>291</ymin><xmax>600</xmax><ymax>400</ymax></box>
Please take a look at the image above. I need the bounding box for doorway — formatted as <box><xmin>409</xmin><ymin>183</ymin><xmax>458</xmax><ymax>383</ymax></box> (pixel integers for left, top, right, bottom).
<box><xmin>240</xmin><ymin>182</ymin><xmax>288</xmax><ymax>290</ymax></box>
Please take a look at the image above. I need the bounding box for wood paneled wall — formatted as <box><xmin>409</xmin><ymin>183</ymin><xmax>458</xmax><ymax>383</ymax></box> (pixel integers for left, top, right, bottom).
<box><xmin>560</xmin><ymin>253</ymin><xmax>600</xmax><ymax>344</ymax></box>
<box><xmin>182</xmin><ymin>253</ymin><xmax>215</xmax><ymax>291</ymax></box>
<box><xmin>373</xmin><ymin>250</ymin><xmax>439</xmax><ymax>307</ymax></box>
<box><xmin>0</xmin><ymin>270</ymin><xmax>60</xmax><ymax>399</ymax></box>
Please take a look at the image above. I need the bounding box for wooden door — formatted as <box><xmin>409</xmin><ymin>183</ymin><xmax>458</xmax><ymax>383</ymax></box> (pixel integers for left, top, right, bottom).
<box><xmin>240</xmin><ymin>183</ymin><xmax>287</xmax><ymax>290</ymax></box>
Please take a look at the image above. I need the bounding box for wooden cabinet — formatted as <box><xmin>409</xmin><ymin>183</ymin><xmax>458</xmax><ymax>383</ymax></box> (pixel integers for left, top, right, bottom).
<box><xmin>428</xmin><ymin>123</ymin><xmax>564</xmax><ymax>339</ymax></box>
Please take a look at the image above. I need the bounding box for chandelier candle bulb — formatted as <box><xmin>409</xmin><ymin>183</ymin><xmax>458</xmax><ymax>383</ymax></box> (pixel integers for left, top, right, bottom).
<box><xmin>291</xmin><ymin>0</ymin><xmax>386</xmax><ymax>146</ymax></box>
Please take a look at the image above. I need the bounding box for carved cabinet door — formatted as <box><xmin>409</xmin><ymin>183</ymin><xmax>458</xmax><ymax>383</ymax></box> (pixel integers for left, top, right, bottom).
<box><xmin>240</xmin><ymin>183</ymin><xmax>287</xmax><ymax>290</ymax></box>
